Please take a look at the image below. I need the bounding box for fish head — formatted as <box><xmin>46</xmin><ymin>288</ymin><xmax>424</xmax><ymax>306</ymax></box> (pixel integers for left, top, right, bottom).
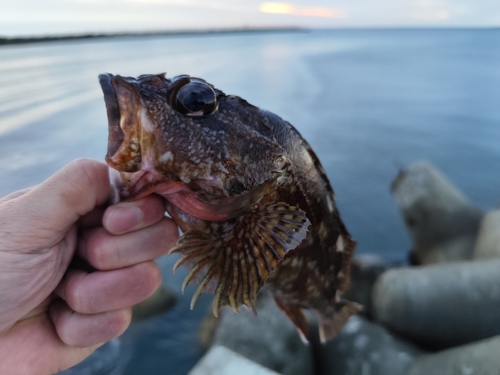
<box><xmin>99</xmin><ymin>73</ymin><xmax>287</xmax><ymax>220</ymax></box>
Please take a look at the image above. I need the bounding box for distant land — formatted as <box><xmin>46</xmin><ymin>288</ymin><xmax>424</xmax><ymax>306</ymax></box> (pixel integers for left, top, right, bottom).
<box><xmin>0</xmin><ymin>27</ymin><xmax>305</xmax><ymax>46</ymax></box>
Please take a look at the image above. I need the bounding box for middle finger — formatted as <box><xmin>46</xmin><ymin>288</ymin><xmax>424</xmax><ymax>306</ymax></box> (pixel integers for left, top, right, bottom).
<box><xmin>78</xmin><ymin>217</ymin><xmax>179</xmax><ymax>270</ymax></box>
<box><xmin>55</xmin><ymin>261</ymin><xmax>162</xmax><ymax>315</ymax></box>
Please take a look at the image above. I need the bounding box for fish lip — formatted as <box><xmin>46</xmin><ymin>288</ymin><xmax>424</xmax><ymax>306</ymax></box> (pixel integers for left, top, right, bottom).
<box><xmin>99</xmin><ymin>73</ymin><xmax>124</xmax><ymax>162</ymax></box>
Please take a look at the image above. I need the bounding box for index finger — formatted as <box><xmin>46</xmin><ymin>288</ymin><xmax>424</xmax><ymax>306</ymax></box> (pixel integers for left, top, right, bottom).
<box><xmin>103</xmin><ymin>194</ymin><xmax>167</xmax><ymax>235</ymax></box>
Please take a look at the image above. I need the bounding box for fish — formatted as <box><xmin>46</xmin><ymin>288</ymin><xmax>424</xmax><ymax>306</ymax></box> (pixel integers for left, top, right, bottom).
<box><xmin>98</xmin><ymin>72</ymin><xmax>361</xmax><ymax>343</ymax></box>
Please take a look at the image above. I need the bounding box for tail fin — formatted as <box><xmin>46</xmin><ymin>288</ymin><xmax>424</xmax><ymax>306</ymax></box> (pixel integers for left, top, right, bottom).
<box><xmin>319</xmin><ymin>301</ymin><xmax>362</xmax><ymax>343</ymax></box>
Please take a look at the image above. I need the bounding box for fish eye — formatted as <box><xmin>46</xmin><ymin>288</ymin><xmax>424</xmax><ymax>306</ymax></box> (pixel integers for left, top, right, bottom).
<box><xmin>172</xmin><ymin>79</ymin><xmax>218</xmax><ymax>117</ymax></box>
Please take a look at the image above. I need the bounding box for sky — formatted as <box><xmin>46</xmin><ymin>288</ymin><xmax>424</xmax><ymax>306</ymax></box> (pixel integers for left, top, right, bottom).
<box><xmin>1</xmin><ymin>0</ymin><xmax>499</xmax><ymax>37</ymax></box>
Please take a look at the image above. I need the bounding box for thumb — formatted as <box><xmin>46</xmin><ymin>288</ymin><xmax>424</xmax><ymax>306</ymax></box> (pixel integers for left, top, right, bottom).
<box><xmin>1</xmin><ymin>159</ymin><xmax>111</xmax><ymax>237</ymax></box>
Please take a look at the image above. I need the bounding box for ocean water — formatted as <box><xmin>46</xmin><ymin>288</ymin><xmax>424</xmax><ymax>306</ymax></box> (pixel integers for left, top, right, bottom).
<box><xmin>1</xmin><ymin>29</ymin><xmax>500</xmax><ymax>374</ymax></box>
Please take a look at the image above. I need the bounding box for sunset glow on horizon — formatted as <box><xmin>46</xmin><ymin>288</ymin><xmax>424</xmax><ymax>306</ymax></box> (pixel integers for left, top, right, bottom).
<box><xmin>259</xmin><ymin>2</ymin><xmax>347</xmax><ymax>19</ymax></box>
<box><xmin>1</xmin><ymin>0</ymin><xmax>498</xmax><ymax>37</ymax></box>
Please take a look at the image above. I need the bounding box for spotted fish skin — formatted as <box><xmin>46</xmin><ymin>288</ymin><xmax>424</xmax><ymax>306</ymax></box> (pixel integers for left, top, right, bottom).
<box><xmin>99</xmin><ymin>72</ymin><xmax>360</xmax><ymax>342</ymax></box>
<box><xmin>256</xmin><ymin>117</ymin><xmax>360</xmax><ymax>342</ymax></box>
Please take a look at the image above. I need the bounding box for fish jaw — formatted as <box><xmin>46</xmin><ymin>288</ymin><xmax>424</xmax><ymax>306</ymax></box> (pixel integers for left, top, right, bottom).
<box><xmin>100</xmin><ymin>73</ymin><xmax>146</xmax><ymax>173</ymax></box>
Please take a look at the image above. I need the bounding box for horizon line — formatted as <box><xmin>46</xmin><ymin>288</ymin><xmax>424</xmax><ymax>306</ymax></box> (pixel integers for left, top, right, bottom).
<box><xmin>1</xmin><ymin>25</ymin><xmax>499</xmax><ymax>46</ymax></box>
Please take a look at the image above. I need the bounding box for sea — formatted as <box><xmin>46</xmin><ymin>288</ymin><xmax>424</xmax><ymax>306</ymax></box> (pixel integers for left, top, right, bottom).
<box><xmin>1</xmin><ymin>29</ymin><xmax>499</xmax><ymax>374</ymax></box>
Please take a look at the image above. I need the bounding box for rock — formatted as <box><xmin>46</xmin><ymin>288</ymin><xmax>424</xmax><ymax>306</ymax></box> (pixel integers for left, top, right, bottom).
<box><xmin>318</xmin><ymin>316</ymin><xmax>423</xmax><ymax>375</ymax></box>
<box><xmin>391</xmin><ymin>161</ymin><xmax>483</xmax><ymax>264</ymax></box>
<box><xmin>409</xmin><ymin>335</ymin><xmax>500</xmax><ymax>375</ymax></box>
<box><xmin>212</xmin><ymin>294</ymin><xmax>314</xmax><ymax>375</ymax></box>
<box><xmin>189</xmin><ymin>346</ymin><xmax>281</xmax><ymax>375</ymax></box>
<box><xmin>341</xmin><ymin>254</ymin><xmax>389</xmax><ymax>319</ymax></box>
<box><xmin>372</xmin><ymin>260</ymin><xmax>500</xmax><ymax>348</ymax></box>
<box><xmin>132</xmin><ymin>284</ymin><xmax>177</xmax><ymax>321</ymax></box>
<box><xmin>473</xmin><ymin>209</ymin><xmax>500</xmax><ymax>260</ymax></box>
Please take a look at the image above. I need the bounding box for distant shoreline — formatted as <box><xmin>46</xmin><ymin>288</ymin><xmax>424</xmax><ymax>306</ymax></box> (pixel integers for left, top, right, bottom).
<box><xmin>0</xmin><ymin>27</ymin><xmax>306</xmax><ymax>46</ymax></box>
<box><xmin>2</xmin><ymin>26</ymin><xmax>498</xmax><ymax>47</ymax></box>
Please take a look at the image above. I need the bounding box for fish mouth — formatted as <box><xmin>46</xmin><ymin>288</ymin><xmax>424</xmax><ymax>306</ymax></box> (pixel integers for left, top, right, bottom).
<box><xmin>99</xmin><ymin>73</ymin><xmax>143</xmax><ymax>172</ymax></box>
<box><xmin>99</xmin><ymin>73</ymin><xmax>124</xmax><ymax>163</ymax></box>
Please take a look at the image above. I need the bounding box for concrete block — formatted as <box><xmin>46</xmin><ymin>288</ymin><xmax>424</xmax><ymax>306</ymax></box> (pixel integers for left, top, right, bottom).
<box><xmin>409</xmin><ymin>335</ymin><xmax>500</xmax><ymax>375</ymax></box>
<box><xmin>318</xmin><ymin>316</ymin><xmax>423</xmax><ymax>375</ymax></box>
<box><xmin>391</xmin><ymin>161</ymin><xmax>483</xmax><ymax>264</ymax></box>
<box><xmin>189</xmin><ymin>346</ymin><xmax>281</xmax><ymax>375</ymax></box>
<box><xmin>473</xmin><ymin>209</ymin><xmax>500</xmax><ymax>260</ymax></box>
<box><xmin>212</xmin><ymin>294</ymin><xmax>313</xmax><ymax>375</ymax></box>
<box><xmin>372</xmin><ymin>260</ymin><xmax>500</xmax><ymax>348</ymax></box>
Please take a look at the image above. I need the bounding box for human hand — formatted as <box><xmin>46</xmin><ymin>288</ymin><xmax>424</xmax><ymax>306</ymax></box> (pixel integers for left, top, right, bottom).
<box><xmin>0</xmin><ymin>159</ymin><xmax>179</xmax><ymax>374</ymax></box>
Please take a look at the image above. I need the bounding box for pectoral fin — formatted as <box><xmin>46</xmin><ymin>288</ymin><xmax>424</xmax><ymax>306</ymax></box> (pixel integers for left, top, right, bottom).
<box><xmin>169</xmin><ymin>202</ymin><xmax>310</xmax><ymax>316</ymax></box>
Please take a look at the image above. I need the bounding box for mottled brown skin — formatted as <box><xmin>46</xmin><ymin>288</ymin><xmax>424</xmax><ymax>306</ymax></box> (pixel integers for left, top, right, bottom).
<box><xmin>99</xmin><ymin>72</ymin><xmax>360</xmax><ymax>342</ymax></box>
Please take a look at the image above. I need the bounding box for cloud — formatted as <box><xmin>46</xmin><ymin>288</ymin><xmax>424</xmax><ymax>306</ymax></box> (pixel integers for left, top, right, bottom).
<box><xmin>259</xmin><ymin>2</ymin><xmax>347</xmax><ymax>19</ymax></box>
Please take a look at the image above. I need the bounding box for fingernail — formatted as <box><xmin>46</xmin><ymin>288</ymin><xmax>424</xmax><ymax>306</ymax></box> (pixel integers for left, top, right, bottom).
<box><xmin>106</xmin><ymin>205</ymin><xmax>143</xmax><ymax>233</ymax></box>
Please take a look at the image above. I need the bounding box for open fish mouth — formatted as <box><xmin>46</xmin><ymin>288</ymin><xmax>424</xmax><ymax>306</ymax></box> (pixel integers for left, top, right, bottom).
<box><xmin>99</xmin><ymin>73</ymin><xmax>143</xmax><ymax>173</ymax></box>
<box><xmin>99</xmin><ymin>73</ymin><xmax>124</xmax><ymax>163</ymax></box>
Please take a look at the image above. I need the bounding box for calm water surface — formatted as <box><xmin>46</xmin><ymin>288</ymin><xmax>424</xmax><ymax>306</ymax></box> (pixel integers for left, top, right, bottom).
<box><xmin>1</xmin><ymin>29</ymin><xmax>499</xmax><ymax>374</ymax></box>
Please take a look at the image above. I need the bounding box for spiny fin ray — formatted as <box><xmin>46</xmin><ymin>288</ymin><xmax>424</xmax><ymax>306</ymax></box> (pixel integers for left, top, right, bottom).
<box><xmin>169</xmin><ymin>202</ymin><xmax>311</xmax><ymax>315</ymax></box>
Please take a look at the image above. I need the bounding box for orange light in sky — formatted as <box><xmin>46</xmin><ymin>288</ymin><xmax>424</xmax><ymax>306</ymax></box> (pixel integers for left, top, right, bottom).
<box><xmin>260</xmin><ymin>3</ymin><xmax>294</xmax><ymax>15</ymax></box>
<box><xmin>259</xmin><ymin>2</ymin><xmax>346</xmax><ymax>18</ymax></box>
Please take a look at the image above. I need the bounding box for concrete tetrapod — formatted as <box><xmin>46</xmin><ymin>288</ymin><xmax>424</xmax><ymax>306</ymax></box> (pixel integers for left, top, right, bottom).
<box><xmin>318</xmin><ymin>316</ymin><xmax>423</xmax><ymax>375</ymax></box>
<box><xmin>189</xmin><ymin>346</ymin><xmax>281</xmax><ymax>375</ymax></box>
<box><xmin>211</xmin><ymin>294</ymin><xmax>314</xmax><ymax>375</ymax></box>
<box><xmin>409</xmin><ymin>335</ymin><xmax>500</xmax><ymax>375</ymax></box>
<box><xmin>372</xmin><ymin>260</ymin><xmax>500</xmax><ymax>348</ymax></box>
<box><xmin>473</xmin><ymin>209</ymin><xmax>500</xmax><ymax>260</ymax></box>
<box><xmin>391</xmin><ymin>161</ymin><xmax>483</xmax><ymax>264</ymax></box>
